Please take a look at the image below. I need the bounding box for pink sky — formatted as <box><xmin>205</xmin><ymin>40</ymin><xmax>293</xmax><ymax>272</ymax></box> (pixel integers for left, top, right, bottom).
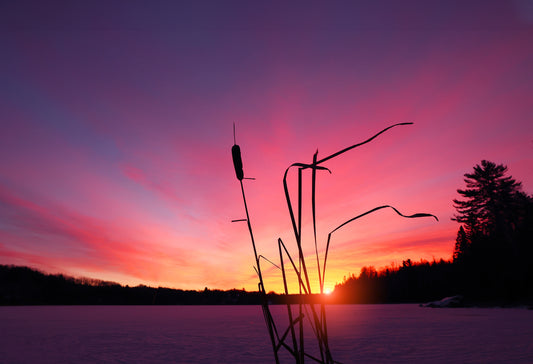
<box><xmin>1</xmin><ymin>1</ymin><xmax>532</xmax><ymax>292</ymax></box>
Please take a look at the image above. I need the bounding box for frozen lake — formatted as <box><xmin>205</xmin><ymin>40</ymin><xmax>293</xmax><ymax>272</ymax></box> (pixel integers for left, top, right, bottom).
<box><xmin>1</xmin><ymin>304</ymin><xmax>532</xmax><ymax>363</ymax></box>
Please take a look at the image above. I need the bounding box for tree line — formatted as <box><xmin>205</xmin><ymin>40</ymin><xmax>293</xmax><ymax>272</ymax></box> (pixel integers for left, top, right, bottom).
<box><xmin>0</xmin><ymin>264</ymin><xmax>330</xmax><ymax>305</ymax></box>
<box><xmin>334</xmin><ymin>160</ymin><xmax>533</xmax><ymax>304</ymax></box>
<box><xmin>0</xmin><ymin>265</ymin><xmax>271</xmax><ymax>305</ymax></box>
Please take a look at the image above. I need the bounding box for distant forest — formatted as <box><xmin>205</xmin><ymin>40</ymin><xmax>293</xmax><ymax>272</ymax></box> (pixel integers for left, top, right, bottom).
<box><xmin>2</xmin><ymin>161</ymin><xmax>531</xmax><ymax>306</ymax></box>
<box><xmin>0</xmin><ymin>265</ymin><xmax>331</xmax><ymax>306</ymax></box>
<box><xmin>334</xmin><ymin>160</ymin><xmax>533</xmax><ymax>305</ymax></box>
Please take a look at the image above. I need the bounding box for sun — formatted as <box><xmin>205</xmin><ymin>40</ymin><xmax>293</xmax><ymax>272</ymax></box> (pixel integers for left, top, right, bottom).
<box><xmin>324</xmin><ymin>288</ymin><xmax>333</xmax><ymax>295</ymax></box>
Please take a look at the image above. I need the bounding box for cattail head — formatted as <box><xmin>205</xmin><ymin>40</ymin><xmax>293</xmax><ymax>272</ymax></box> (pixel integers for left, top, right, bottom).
<box><xmin>232</xmin><ymin>144</ymin><xmax>244</xmax><ymax>181</ymax></box>
<box><xmin>232</xmin><ymin>123</ymin><xmax>244</xmax><ymax>181</ymax></box>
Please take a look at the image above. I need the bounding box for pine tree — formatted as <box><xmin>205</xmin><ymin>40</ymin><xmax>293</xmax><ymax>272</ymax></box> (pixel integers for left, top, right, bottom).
<box><xmin>453</xmin><ymin>160</ymin><xmax>522</xmax><ymax>237</ymax></box>
<box><xmin>453</xmin><ymin>226</ymin><xmax>469</xmax><ymax>262</ymax></box>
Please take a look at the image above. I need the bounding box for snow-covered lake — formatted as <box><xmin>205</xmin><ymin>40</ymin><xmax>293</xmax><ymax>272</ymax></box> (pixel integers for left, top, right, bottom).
<box><xmin>1</xmin><ymin>304</ymin><xmax>532</xmax><ymax>363</ymax></box>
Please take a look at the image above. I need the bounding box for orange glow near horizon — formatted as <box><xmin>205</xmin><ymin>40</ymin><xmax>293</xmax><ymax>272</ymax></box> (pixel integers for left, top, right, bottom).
<box><xmin>1</xmin><ymin>2</ymin><xmax>532</xmax><ymax>293</ymax></box>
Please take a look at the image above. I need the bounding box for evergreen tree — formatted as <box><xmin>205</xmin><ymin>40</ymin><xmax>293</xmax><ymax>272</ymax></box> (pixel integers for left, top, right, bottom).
<box><xmin>453</xmin><ymin>225</ymin><xmax>469</xmax><ymax>262</ymax></box>
<box><xmin>453</xmin><ymin>160</ymin><xmax>522</xmax><ymax>237</ymax></box>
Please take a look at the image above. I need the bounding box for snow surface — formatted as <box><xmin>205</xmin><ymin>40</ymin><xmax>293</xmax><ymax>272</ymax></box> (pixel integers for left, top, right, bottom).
<box><xmin>0</xmin><ymin>304</ymin><xmax>532</xmax><ymax>363</ymax></box>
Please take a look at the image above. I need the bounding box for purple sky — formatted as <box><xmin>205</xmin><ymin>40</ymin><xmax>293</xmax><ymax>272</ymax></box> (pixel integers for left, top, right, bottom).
<box><xmin>1</xmin><ymin>1</ymin><xmax>532</xmax><ymax>292</ymax></box>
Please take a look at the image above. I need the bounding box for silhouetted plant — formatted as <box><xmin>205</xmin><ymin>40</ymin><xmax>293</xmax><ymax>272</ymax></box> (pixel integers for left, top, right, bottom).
<box><xmin>232</xmin><ymin>123</ymin><xmax>437</xmax><ymax>363</ymax></box>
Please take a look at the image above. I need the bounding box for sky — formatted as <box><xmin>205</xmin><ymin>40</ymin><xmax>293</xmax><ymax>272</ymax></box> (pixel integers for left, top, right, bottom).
<box><xmin>1</xmin><ymin>1</ymin><xmax>532</xmax><ymax>293</ymax></box>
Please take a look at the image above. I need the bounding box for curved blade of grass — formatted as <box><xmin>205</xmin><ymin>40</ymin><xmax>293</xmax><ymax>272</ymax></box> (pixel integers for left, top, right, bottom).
<box><xmin>311</xmin><ymin>150</ymin><xmax>323</xmax><ymax>293</ymax></box>
<box><xmin>322</xmin><ymin>205</ymin><xmax>438</xmax><ymax>286</ymax></box>
<box><xmin>278</xmin><ymin>238</ymin><xmax>309</xmax><ymax>295</ymax></box>
<box><xmin>277</xmin><ymin>239</ymin><xmax>300</xmax><ymax>361</ymax></box>
<box><xmin>283</xmin><ymin>163</ymin><xmax>331</xmax><ymax>244</ymax></box>
<box><xmin>331</xmin><ymin>205</ymin><xmax>437</xmax><ymax>235</ymax></box>
<box><xmin>259</xmin><ymin>255</ymin><xmax>281</xmax><ymax>270</ymax></box>
<box><xmin>314</xmin><ymin>122</ymin><xmax>413</xmax><ymax>166</ymax></box>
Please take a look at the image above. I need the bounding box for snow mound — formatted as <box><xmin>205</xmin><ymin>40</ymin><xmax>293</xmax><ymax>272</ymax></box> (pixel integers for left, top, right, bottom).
<box><xmin>421</xmin><ymin>295</ymin><xmax>464</xmax><ymax>308</ymax></box>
